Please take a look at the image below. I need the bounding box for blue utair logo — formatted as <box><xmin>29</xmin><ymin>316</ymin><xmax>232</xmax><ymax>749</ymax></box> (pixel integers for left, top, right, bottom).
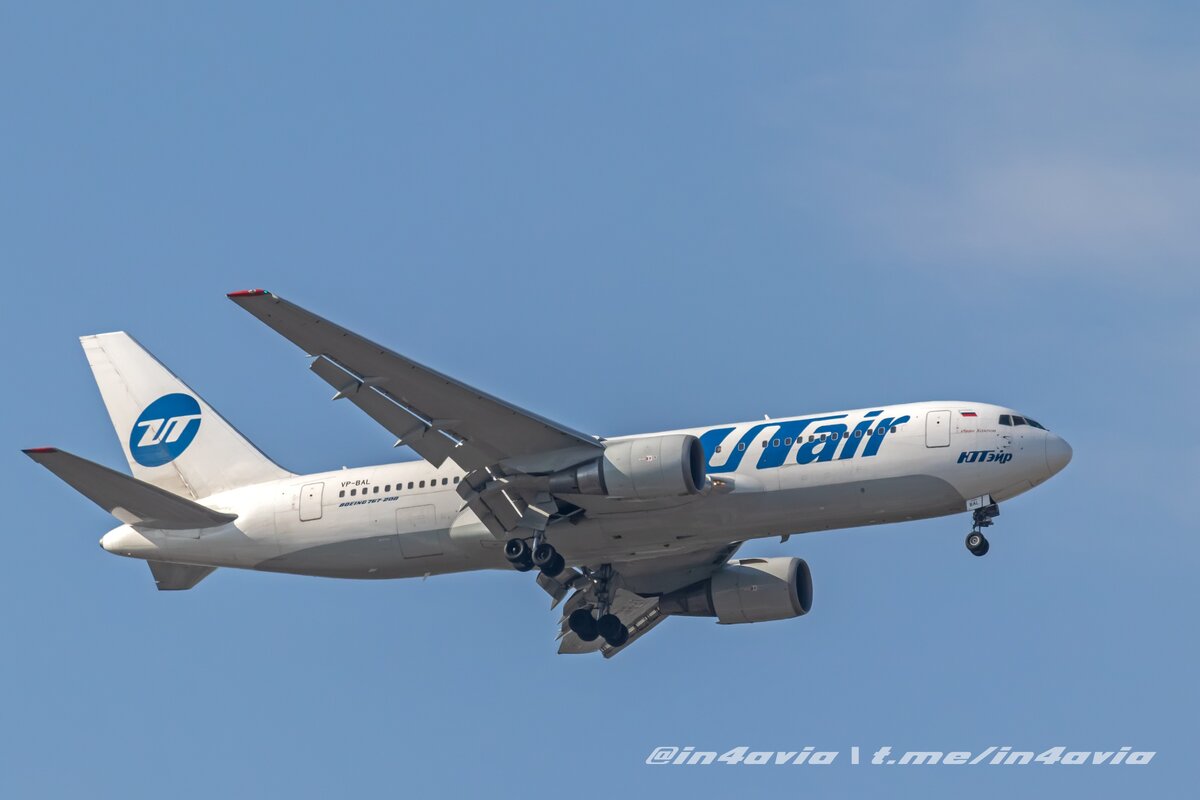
<box><xmin>699</xmin><ymin>410</ymin><xmax>912</xmax><ymax>473</ymax></box>
<box><xmin>958</xmin><ymin>450</ymin><xmax>1013</xmax><ymax>464</ymax></box>
<box><xmin>129</xmin><ymin>393</ymin><xmax>203</xmax><ymax>467</ymax></box>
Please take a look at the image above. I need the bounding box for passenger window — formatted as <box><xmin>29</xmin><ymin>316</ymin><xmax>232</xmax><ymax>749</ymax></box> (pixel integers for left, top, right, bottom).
<box><xmin>384</xmin><ymin>484</ymin><xmax>390</xmax><ymax>492</ymax></box>
<box><xmin>820</xmin><ymin>434</ymin><xmax>827</xmax><ymax>442</ymax></box>
<box><xmin>890</xmin><ymin>426</ymin><xmax>897</xmax><ymax>433</ymax></box>
<box><xmin>339</xmin><ymin>490</ymin><xmax>345</xmax><ymax>498</ymax></box>
<box><xmin>738</xmin><ymin>442</ymin><xmax>746</xmax><ymax>452</ymax></box>
<box><xmin>809</xmin><ymin>435</ymin><xmax>815</xmax><ymax>442</ymax></box>
<box><xmin>831</xmin><ymin>432</ymin><xmax>839</xmax><ymax>441</ymax></box>
<box><xmin>442</xmin><ymin>478</ymin><xmax>448</xmax><ymax>486</ymax></box>
<box><xmin>453</xmin><ymin>476</ymin><xmax>460</xmax><ymax>484</ymax></box>
<box><xmin>373</xmin><ymin>486</ymin><xmax>379</xmax><ymax>494</ymax></box>
<box><xmin>715</xmin><ymin>445</ymin><xmax>722</xmax><ymax>453</ymax></box>
<box><xmin>854</xmin><ymin>430</ymin><xmax>862</xmax><ymax>438</ymax></box>
<box><xmin>784</xmin><ymin>437</ymin><xmax>792</xmax><ymax>446</ymax></box>
<box><xmin>772</xmin><ymin>438</ymin><xmax>780</xmax><ymax>447</ymax></box>
<box><xmin>419</xmin><ymin>480</ymin><xmax>425</xmax><ymax>488</ymax></box>
<box><xmin>408</xmin><ymin>481</ymin><xmax>414</xmax><ymax>489</ymax></box>
<box><xmin>350</xmin><ymin>489</ymin><xmax>356</xmax><ymax>496</ymax></box>
<box><xmin>761</xmin><ymin>441</ymin><xmax>768</xmax><ymax>448</ymax></box>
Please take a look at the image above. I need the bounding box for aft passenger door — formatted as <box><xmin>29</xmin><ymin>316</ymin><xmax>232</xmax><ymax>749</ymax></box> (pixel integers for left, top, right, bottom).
<box><xmin>925</xmin><ymin>410</ymin><xmax>951</xmax><ymax>448</ymax></box>
<box><xmin>397</xmin><ymin>504</ymin><xmax>441</xmax><ymax>558</ymax></box>
<box><xmin>299</xmin><ymin>482</ymin><xmax>324</xmax><ymax>521</ymax></box>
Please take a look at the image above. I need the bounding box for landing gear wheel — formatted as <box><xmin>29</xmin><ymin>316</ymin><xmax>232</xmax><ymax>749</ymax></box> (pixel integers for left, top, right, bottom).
<box><xmin>504</xmin><ymin>538</ymin><xmax>534</xmax><ymax>572</ymax></box>
<box><xmin>504</xmin><ymin>538</ymin><xmax>529</xmax><ymax>561</ymax></box>
<box><xmin>596</xmin><ymin>613</ymin><xmax>628</xmax><ymax>646</ymax></box>
<box><xmin>532</xmin><ymin>542</ymin><xmax>565</xmax><ymax>577</ymax></box>
<box><xmin>568</xmin><ymin>608</ymin><xmax>599</xmax><ymax>642</ymax></box>
<box><xmin>965</xmin><ymin>531</ymin><xmax>990</xmax><ymax>557</ymax></box>
<box><xmin>531</xmin><ymin>541</ymin><xmax>557</xmax><ymax>568</ymax></box>
<box><xmin>541</xmin><ymin>553</ymin><xmax>565</xmax><ymax>578</ymax></box>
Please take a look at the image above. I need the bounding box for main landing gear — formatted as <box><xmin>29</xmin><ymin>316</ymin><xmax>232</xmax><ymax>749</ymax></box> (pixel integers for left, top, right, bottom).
<box><xmin>965</xmin><ymin>500</ymin><xmax>1000</xmax><ymax>557</ymax></box>
<box><xmin>567</xmin><ymin>606</ymin><xmax>629</xmax><ymax>647</ymax></box>
<box><xmin>566</xmin><ymin>565</ymin><xmax>630</xmax><ymax>648</ymax></box>
<box><xmin>505</xmin><ymin>541</ymin><xmax>631</xmax><ymax>648</ymax></box>
<box><xmin>504</xmin><ymin>537</ymin><xmax>565</xmax><ymax>577</ymax></box>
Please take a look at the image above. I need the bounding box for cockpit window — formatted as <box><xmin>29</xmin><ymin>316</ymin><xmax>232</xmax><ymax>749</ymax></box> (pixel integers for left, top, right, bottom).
<box><xmin>1002</xmin><ymin>413</ymin><xmax>1049</xmax><ymax>430</ymax></box>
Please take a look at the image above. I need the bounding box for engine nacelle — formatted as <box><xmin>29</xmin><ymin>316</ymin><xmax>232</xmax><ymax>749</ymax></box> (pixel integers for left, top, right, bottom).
<box><xmin>548</xmin><ymin>434</ymin><xmax>706</xmax><ymax>500</ymax></box>
<box><xmin>659</xmin><ymin>557</ymin><xmax>813</xmax><ymax>624</ymax></box>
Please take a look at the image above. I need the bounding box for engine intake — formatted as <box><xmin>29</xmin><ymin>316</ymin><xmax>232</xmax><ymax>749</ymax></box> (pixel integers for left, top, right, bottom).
<box><xmin>658</xmin><ymin>557</ymin><xmax>813</xmax><ymax>624</ymax></box>
<box><xmin>548</xmin><ymin>434</ymin><xmax>706</xmax><ymax>500</ymax></box>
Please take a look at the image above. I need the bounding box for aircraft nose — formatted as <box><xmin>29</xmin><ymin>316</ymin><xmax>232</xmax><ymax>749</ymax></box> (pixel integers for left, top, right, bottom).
<box><xmin>1045</xmin><ymin>434</ymin><xmax>1073</xmax><ymax>476</ymax></box>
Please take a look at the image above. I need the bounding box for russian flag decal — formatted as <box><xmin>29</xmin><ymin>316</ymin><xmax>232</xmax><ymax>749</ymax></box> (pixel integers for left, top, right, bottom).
<box><xmin>960</xmin><ymin>411</ymin><xmax>977</xmax><ymax>417</ymax></box>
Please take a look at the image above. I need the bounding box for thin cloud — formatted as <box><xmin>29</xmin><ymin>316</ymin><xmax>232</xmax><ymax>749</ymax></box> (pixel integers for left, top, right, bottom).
<box><xmin>861</xmin><ymin>158</ymin><xmax>1200</xmax><ymax>274</ymax></box>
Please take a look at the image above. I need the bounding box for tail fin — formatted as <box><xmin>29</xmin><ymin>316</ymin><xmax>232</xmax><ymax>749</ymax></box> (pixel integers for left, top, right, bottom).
<box><xmin>80</xmin><ymin>332</ymin><xmax>292</xmax><ymax>498</ymax></box>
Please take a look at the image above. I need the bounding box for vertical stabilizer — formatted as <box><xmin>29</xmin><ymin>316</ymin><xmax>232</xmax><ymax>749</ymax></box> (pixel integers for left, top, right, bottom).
<box><xmin>80</xmin><ymin>332</ymin><xmax>292</xmax><ymax>498</ymax></box>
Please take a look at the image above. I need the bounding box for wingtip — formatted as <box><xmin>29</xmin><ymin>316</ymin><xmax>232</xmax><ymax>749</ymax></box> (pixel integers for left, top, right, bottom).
<box><xmin>227</xmin><ymin>288</ymin><xmax>270</xmax><ymax>298</ymax></box>
<box><xmin>23</xmin><ymin>447</ymin><xmax>59</xmax><ymax>455</ymax></box>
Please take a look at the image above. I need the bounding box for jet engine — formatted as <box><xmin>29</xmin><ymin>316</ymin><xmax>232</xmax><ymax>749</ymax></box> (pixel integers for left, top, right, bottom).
<box><xmin>658</xmin><ymin>557</ymin><xmax>813</xmax><ymax>624</ymax></box>
<box><xmin>547</xmin><ymin>434</ymin><xmax>706</xmax><ymax>499</ymax></box>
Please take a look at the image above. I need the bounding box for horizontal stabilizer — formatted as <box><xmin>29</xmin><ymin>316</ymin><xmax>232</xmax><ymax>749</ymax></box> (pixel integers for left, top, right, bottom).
<box><xmin>148</xmin><ymin>561</ymin><xmax>217</xmax><ymax>590</ymax></box>
<box><xmin>23</xmin><ymin>448</ymin><xmax>237</xmax><ymax>530</ymax></box>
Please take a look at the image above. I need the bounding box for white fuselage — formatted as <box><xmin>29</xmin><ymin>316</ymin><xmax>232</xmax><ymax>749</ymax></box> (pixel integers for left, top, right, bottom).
<box><xmin>99</xmin><ymin>401</ymin><xmax>1072</xmax><ymax>580</ymax></box>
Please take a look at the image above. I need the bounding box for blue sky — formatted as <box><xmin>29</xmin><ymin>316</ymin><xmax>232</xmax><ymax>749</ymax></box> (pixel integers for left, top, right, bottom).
<box><xmin>2</xmin><ymin>3</ymin><xmax>1196</xmax><ymax>797</ymax></box>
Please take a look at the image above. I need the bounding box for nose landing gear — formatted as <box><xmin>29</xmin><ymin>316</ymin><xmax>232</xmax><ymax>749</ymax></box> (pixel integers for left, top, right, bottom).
<box><xmin>965</xmin><ymin>531</ymin><xmax>990</xmax><ymax>556</ymax></box>
<box><xmin>965</xmin><ymin>498</ymin><xmax>999</xmax><ymax>556</ymax></box>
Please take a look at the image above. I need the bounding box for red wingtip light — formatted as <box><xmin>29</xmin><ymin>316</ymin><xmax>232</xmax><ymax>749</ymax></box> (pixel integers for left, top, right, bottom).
<box><xmin>23</xmin><ymin>447</ymin><xmax>59</xmax><ymax>454</ymax></box>
<box><xmin>227</xmin><ymin>289</ymin><xmax>269</xmax><ymax>298</ymax></box>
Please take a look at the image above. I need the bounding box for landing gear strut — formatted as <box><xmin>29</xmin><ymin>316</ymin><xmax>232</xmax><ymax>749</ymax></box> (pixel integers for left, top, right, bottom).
<box><xmin>965</xmin><ymin>501</ymin><xmax>999</xmax><ymax>557</ymax></box>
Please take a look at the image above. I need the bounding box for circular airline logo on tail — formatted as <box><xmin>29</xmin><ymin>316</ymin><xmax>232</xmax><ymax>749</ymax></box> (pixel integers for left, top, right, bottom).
<box><xmin>129</xmin><ymin>393</ymin><xmax>203</xmax><ymax>467</ymax></box>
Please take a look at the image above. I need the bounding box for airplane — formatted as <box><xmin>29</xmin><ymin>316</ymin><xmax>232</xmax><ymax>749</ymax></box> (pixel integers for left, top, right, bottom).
<box><xmin>25</xmin><ymin>290</ymin><xmax>1073</xmax><ymax>656</ymax></box>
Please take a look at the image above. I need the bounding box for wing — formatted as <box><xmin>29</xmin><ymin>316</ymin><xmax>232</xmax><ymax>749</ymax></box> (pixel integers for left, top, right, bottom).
<box><xmin>229</xmin><ymin>290</ymin><xmax>606</xmax><ymax>539</ymax></box>
<box><xmin>552</xmin><ymin>543</ymin><xmax>741</xmax><ymax>658</ymax></box>
<box><xmin>227</xmin><ymin>290</ymin><xmax>603</xmax><ymax>472</ymax></box>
